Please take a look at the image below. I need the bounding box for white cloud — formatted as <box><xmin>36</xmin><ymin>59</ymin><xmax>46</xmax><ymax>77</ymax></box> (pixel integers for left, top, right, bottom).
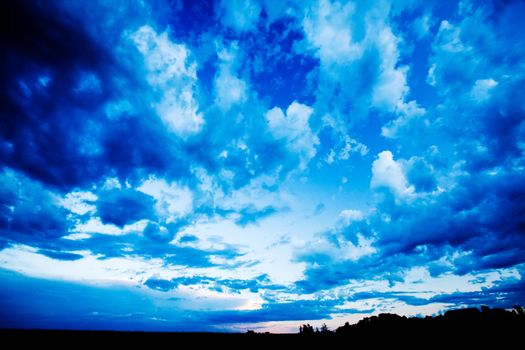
<box><xmin>381</xmin><ymin>100</ymin><xmax>426</xmax><ymax>138</ymax></box>
<box><xmin>214</xmin><ymin>44</ymin><xmax>248</xmax><ymax>111</ymax></box>
<box><xmin>60</xmin><ymin>191</ymin><xmax>97</xmax><ymax>215</ymax></box>
<box><xmin>131</xmin><ymin>25</ymin><xmax>203</xmax><ymax>137</ymax></box>
<box><xmin>215</xmin><ymin>69</ymin><xmax>247</xmax><ymax>111</ymax></box>
<box><xmin>339</xmin><ymin>209</ymin><xmax>364</xmax><ymax>225</ymax></box>
<box><xmin>303</xmin><ymin>0</ymin><xmax>361</xmax><ymax>63</ymax></box>
<box><xmin>338</xmin><ymin>135</ymin><xmax>369</xmax><ymax>159</ymax></box>
<box><xmin>219</xmin><ymin>0</ymin><xmax>261</xmax><ymax>33</ymax></box>
<box><xmin>74</xmin><ymin>217</ymin><xmax>149</xmax><ymax>236</ymax></box>
<box><xmin>137</xmin><ymin>177</ymin><xmax>193</xmax><ymax>223</ymax></box>
<box><xmin>371</xmin><ymin>26</ymin><xmax>409</xmax><ymax>111</ymax></box>
<box><xmin>371</xmin><ymin>151</ymin><xmax>414</xmax><ymax>198</ymax></box>
<box><xmin>326</xmin><ymin>149</ymin><xmax>336</xmax><ymax>164</ymax></box>
<box><xmin>435</xmin><ymin>20</ymin><xmax>466</xmax><ymax>53</ymax></box>
<box><xmin>413</xmin><ymin>13</ymin><xmax>432</xmax><ymax>39</ymax></box>
<box><xmin>265</xmin><ymin>101</ymin><xmax>319</xmax><ymax>168</ymax></box>
<box><xmin>471</xmin><ymin>78</ymin><xmax>498</xmax><ymax>102</ymax></box>
<box><xmin>326</xmin><ymin>135</ymin><xmax>368</xmax><ymax>164</ymax></box>
<box><xmin>302</xmin><ymin>0</ymin><xmax>411</xmax><ymax>114</ymax></box>
<box><xmin>298</xmin><ymin>232</ymin><xmax>376</xmax><ymax>264</ymax></box>
<box><xmin>427</xmin><ymin>63</ymin><xmax>437</xmax><ymax>86</ymax></box>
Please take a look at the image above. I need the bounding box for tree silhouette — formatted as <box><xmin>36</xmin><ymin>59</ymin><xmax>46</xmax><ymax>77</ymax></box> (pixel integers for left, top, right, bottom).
<box><xmin>320</xmin><ymin>323</ymin><xmax>330</xmax><ymax>333</ymax></box>
<box><xmin>299</xmin><ymin>323</ymin><xmax>314</xmax><ymax>334</ymax></box>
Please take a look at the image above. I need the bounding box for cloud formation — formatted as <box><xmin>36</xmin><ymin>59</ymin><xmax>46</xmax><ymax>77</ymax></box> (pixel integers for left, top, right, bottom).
<box><xmin>1</xmin><ymin>0</ymin><xmax>524</xmax><ymax>332</ymax></box>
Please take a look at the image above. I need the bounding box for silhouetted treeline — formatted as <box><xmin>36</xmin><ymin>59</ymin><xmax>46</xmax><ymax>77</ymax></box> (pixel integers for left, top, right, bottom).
<box><xmin>298</xmin><ymin>305</ymin><xmax>525</xmax><ymax>344</ymax></box>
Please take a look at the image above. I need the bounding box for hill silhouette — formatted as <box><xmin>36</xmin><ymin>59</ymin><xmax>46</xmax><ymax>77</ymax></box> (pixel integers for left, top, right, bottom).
<box><xmin>1</xmin><ymin>305</ymin><xmax>523</xmax><ymax>347</ymax></box>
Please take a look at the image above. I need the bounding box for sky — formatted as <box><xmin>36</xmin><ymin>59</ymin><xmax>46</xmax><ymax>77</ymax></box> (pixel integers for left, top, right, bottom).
<box><xmin>1</xmin><ymin>0</ymin><xmax>524</xmax><ymax>333</ymax></box>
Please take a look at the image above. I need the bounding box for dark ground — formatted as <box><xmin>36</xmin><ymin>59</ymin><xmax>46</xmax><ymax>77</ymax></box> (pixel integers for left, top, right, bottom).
<box><xmin>1</xmin><ymin>323</ymin><xmax>523</xmax><ymax>348</ymax></box>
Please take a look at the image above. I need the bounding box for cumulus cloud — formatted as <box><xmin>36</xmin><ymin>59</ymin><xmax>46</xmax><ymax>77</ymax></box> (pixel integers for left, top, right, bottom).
<box><xmin>265</xmin><ymin>101</ymin><xmax>319</xmax><ymax>168</ymax></box>
<box><xmin>371</xmin><ymin>151</ymin><xmax>414</xmax><ymax>198</ymax></box>
<box><xmin>381</xmin><ymin>100</ymin><xmax>426</xmax><ymax>138</ymax></box>
<box><xmin>131</xmin><ymin>25</ymin><xmax>204</xmax><ymax>137</ymax></box>
<box><xmin>302</xmin><ymin>0</ymin><xmax>362</xmax><ymax>63</ymax></box>
<box><xmin>302</xmin><ymin>0</ymin><xmax>410</xmax><ymax>118</ymax></box>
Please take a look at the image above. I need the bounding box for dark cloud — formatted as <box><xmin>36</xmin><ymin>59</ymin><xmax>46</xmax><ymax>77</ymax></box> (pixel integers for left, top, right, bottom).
<box><xmin>0</xmin><ymin>0</ymin><xmax>115</xmax><ymax>190</ymax></box>
<box><xmin>96</xmin><ymin>189</ymin><xmax>156</xmax><ymax>228</ymax></box>
<box><xmin>405</xmin><ymin>157</ymin><xmax>436</xmax><ymax>192</ymax></box>
<box><xmin>314</xmin><ymin>203</ymin><xmax>325</xmax><ymax>216</ymax></box>
<box><xmin>0</xmin><ymin>0</ymin><xmax>192</xmax><ymax>192</ymax></box>
<box><xmin>144</xmin><ymin>273</ymin><xmax>285</xmax><ymax>294</ymax></box>
<box><xmin>143</xmin><ymin>221</ymin><xmax>186</xmax><ymax>243</ymax></box>
<box><xmin>235</xmin><ymin>205</ymin><xmax>280</xmax><ymax>227</ymax></box>
<box><xmin>37</xmin><ymin>249</ymin><xmax>83</xmax><ymax>261</ymax></box>
<box><xmin>343</xmin><ymin>269</ymin><xmax>525</xmax><ymax>309</ymax></box>
<box><xmin>429</xmin><ymin>274</ymin><xmax>525</xmax><ymax>308</ymax></box>
<box><xmin>77</xmin><ymin>233</ymin><xmax>244</xmax><ymax>268</ymax></box>
<box><xmin>0</xmin><ymin>0</ymin><xmax>311</xmax><ymax>209</ymax></box>
<box><xmin>178</xmin><ymin>234</ymin><xmax>199</xmax><ymax>243</ymax></box>
<box><xmin>0</xmin><ymin>170</ymin><xmax>72</xmax><ymax>240</ymax></box>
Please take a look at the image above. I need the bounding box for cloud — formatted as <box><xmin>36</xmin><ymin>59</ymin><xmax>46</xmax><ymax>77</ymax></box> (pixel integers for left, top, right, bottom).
<box><xmin>302</xmin><ymin>0</ymin><xmax>362</xmax><ymax>63</ymax></box>
<box><xmin>130</xmin><ymin>25</ymin><xmax>204</xmax><ymax>137</ymax></box>
<box><xmin>143</xmin><ymin>221</ymin><xmax>175</xmax><ymax>243</ymax></box>
<box><xmin>0</xmin><ymin>1</ymin><xmax>198</xmax><ymax>192</ymax></box>
<box><xmin>37</xmin><ymin>249</ymin><xmax>84</xmax><ymax>261</ymax></box>
<box><xmin>2</xmin><ymin>0</ymin><xmax>525</xmax><ymax>330</ymax></box>
<box><xmin>144</xmin><ymin>273</ymin><xmax>285</xmax><ymax>294</ymax></box>
<box><xmin>235</xmin><ymin>205</ymin><xmax>280</xmax><ymax>227</ymax></box>
<box><xmin>218</xmin><ymin>0</ymin><xmax>261</xmax><ymax>33</ymax></box>
<box><xmin>371</xmin><ymin>151</ymin><xmax>414</xmax><ymax>198</ymax></box>
<box><xmin>179</xmin><ymin>234</ymin><xmax>199</xmax><ymax>244</ymax></box>
<box><xmin>470</xmin><ymin>78</ymin><xmax>498</xmax><ymax>103</ymax></box>
<box><xmin>137</xmin><ymin>177</ymin><xmax>193</xmax><ymax>223</ymax></box>
<box><xmin>265</xmin><ymin>101</ymin><xmax>318</xmax><ymax>168</ymax></box>
<box><xmin>96</xmin><ymin>189</ymin><xmax>156</xmax><ymax>228</ymax></box>
<box><xmin>47</xmin><ymin>232</ymin><xmax>245</xmax><ymax>269</ymax></box>
<box><xmin>404</xmin><ymin>156</ymin><xmax>436</xmax><ymax>192</ymax></box>
<box><xmin>381</xmin><ymin>100</ymin><xmax>426</xmax><ymax>139</ymax></box>
<box><xmin>0</xmin><ymin>170</ymin><xmax>72</xmax><ymax>240</ymax></box>
<box><xmin>302</xmin><ymin>0</ymin><xmax>410</xmax><ymax>119</ymax></box>
<box><xmin>297</xmin><ymin>166</ymin><xmax>525</xmax><ymax>293</ymax></box>
<box><xmin>338</xmin><ymin>136</ymin><xmax>369</xmax><ymax>159</ymax></box>
<box><xmin>338</xmin><ymin>209</ymin><xmax>364</xmax><ymax>224</ymax></box>
<box><xmin>412</xmin><ymin>13</ymin><xmax>432</xmax><ymax>39</ymax></box>
<box><xmin>214</xmin><ymin>43</ymin><xmax>248</xmax><ymax>111</ymax></box>
<box><xmin>0</xmin><ymin>1</ymin><xmax>113</xmax><ymax>190</ymax></box>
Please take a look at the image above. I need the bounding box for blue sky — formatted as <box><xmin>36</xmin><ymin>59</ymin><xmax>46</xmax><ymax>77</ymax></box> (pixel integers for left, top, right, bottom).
<box><xmin>1</xmin><ymin>0</ymin><xmax>524</xmax><ymax>332</ymax></box>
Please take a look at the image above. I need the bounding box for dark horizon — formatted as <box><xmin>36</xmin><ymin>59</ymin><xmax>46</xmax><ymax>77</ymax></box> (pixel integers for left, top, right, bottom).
<box><xmin>2</xmin><ymin>305</ymin><xmax>524</xmax><ymax>347</ymax></box>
